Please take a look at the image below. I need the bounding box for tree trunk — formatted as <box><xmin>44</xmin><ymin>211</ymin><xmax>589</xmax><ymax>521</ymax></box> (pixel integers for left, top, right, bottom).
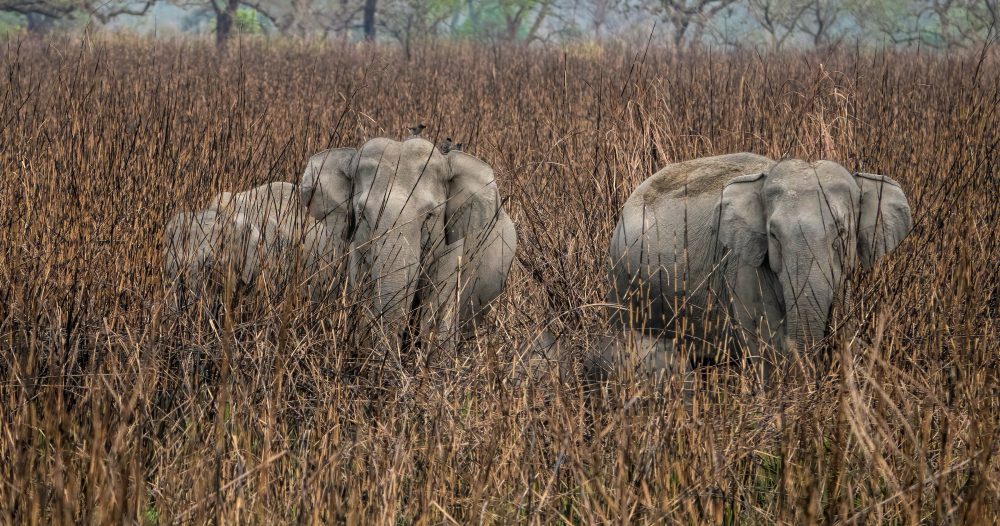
<box><xmin>363</xmin><ymin>0</ymin><xmax>377</xmax><ymax>41</ymax></box>
<box><xmin>403</xmin><ymin>16</ymin><xmax>412</xmax><ymax>60</ymax></box>
<box><xmin>216</xmin><ymin>14</ymin><xmax>232</xmax><ymax>49</ymax></box>
<box><xmin>467</xmin><ymin>0</ymin><xmax>480</xmax><ymax>29</ymax></box>
<box><xmin>689</xmin><ymin>20</ymin><xmax>706</xmax><ymax>48</ymax></box>
<box><xmin>525</xmin><ymin>3</ymin><xmax>551</xmax><ymax>43</ymax></box>
<box><xmin>26</xmin><ymin>13</ymin><xmax>55</xmax><ymax>33</ymax></box>
<box><xmin>673</xmin><ymin>18</ymin><xmax>690</xmax><ymax>48</ymax></box>
<box><xmin>216</xmin><ymin>0</ymin><xmax>240</xmax><ymax>50</ymax></box>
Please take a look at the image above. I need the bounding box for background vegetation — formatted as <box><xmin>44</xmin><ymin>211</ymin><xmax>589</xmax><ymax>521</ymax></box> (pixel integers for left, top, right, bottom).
<box><xmin>0</xmin><ymin>0</ymin><xmax>998</xmax><ymax>53</ymax></box>
<box><xmin>0</xmin><ymin>36</ymin><xmax>998</xmax><ymax>523</ymax></box>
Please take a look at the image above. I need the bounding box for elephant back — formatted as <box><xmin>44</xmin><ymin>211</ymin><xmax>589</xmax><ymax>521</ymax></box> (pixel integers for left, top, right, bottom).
<box><xmin>637</xmin><ymin>153</ymin><xmax>773</xmax><ymax>207</ymax></box>
<box><xmin>213</xmin><ymin>181</ymin><xmax>309</xmax><ymax>241</ymax></box>
<box><xmin>163</xmin><ymin>209</ymin><xmax>261</xmax><ymax>290</ymax></box>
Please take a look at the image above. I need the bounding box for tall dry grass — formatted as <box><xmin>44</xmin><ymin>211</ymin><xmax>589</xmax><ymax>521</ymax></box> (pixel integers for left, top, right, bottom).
<box><xmin>0</xmin><ymin>36</ymin><xmax>997</xmax><ymax>524</ymax></box>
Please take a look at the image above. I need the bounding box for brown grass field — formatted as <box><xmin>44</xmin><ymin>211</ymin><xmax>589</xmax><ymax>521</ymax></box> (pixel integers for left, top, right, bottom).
<box><xmin>0</xmin><ymin>36</ymin><xmax>998</xmax><ymax>524</ymax></box>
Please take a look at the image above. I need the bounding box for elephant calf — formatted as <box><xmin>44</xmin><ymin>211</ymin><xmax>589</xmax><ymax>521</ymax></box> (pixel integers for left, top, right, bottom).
<box><xmin>608</xmin><ymin>154</ymin><xmax>913</xmax><ymax>381</ymax></box>
<box><xmin>163</xmin><ymin>208</ymin><xmax>260</xmax><ymax>293</ymax></box>
<box><xmin>163</xmin><ymin>181</ymin><xmax>338</xmax><ymax>298</ymax></box>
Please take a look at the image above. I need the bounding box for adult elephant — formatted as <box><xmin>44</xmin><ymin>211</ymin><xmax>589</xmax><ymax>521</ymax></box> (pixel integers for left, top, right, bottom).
<box><xmin>299</xmin><ymin>137</ymin><xmax>517</xmax><ymax>338</ymax></box>
<box><xmin>608</xmin><ymin>154</ymin><xmax>912</xmax><ymax>380</ymax></box>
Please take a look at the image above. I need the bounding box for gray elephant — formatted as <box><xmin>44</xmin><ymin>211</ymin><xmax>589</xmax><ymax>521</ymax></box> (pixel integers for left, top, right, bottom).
<box><xmin>164</xmin><ymin>181</ymin><xmax>337</xmax><ymax>297</ymax></box>
<box><xmin>608</xmin><ymin>154</ymin><xmax>912</xmax><ymax>380</ymax></box>
<box><xmin>163</xmin><ymin>208</ymin><xmax>261</xmax><ymax>294</ymax></box>
<box><xmin>299</xmin><ymin>137</ymin><xmax>517</xmax><ymax>338</ymax></box>
<box><xmin>213</xmin><ymin>181</ymin><xmax>339</xmax><ymax>292</ymax></box>
<box><xmin>515</xmin><ymin>328</ymin><xmax>682</xmax><ymax>387</ymax></box>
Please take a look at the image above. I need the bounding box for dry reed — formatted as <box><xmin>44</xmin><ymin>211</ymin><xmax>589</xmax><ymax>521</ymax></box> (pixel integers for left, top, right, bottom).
<box><xmin>0</xmin><ymin>36</ymin><xmax>997</xmax><ymax>524</ymax></box>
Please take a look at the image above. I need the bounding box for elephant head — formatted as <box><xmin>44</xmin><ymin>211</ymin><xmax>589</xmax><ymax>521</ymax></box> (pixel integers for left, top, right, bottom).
<box><xmin>716</xmin><ymin>159</ymin><xmax>912</xmax><ymax>348</ymax></box>
<box><xmin>299</xmin><ymin>137</ymin><xmax>516</xmax><ymax>334</ymax></box>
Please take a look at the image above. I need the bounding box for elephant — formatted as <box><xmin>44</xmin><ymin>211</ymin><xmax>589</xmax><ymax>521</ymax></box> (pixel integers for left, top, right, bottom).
<box><xmin>298</xmin><ymin>137</ymin><xmax>517</xmax><ymax>340</ymax></box>
<box><xmin>163</xmin><ymin>181</ymin><xmax>338</xmax><ymax>298</ymax></box>
<box><xmin>212</xmin><ymin>181</ymin><xmax>339</xmax><ymax>293</ymax></box>
<box><xmin>608</xmin><ymin>154</ymin><xmax>912</xmax><ymax>380</ymax></box>
<box><xmin>163</xmin><ymin>208</ymin><xmax>261</xmax><ymax>294</ymax></box>
<box><xmin>515</xmin><ymin>328</ymin><xmax>682</xmax><ymax>387</ymax></box>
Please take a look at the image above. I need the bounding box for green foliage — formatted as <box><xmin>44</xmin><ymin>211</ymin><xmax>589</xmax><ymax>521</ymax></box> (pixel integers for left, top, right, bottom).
<box><xmin>452</xmin><ymin>0</ymin><xmax>547</xmax><ymax>40</ymax></box>
<box><xmin>143</xmin><ymin>506</ymin><xmax>159</xmax><ymax>525</ymax></box>
<box><xmin>207</xmin><ymin>7</ymin><xmax>262</xmax><ymax>35</ymax></box>
<box><xmin>424</xmin><ymin>0</ymin><xmax>461</xmax><ymax>25</ymax></box>
<box><xmin>233</xmin><ymin>7</ymin><xmax>261</xmax><ymax>34</ymax></box>
<box><xmin>753</xmin><ymin>450</ymin><xmax>782</xmax><ymax>505</ymax></box>
<box><xmin>0</xmin><ymin>12</ymin><xmax>24</xmax><ymax>37</ymax></box>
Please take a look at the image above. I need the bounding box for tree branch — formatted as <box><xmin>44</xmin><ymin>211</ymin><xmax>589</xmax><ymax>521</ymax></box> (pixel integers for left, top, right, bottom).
<box><xmin>88</xmin><ymin>0</ymin><xmax>157</xmax><ymax>23</ymax></box>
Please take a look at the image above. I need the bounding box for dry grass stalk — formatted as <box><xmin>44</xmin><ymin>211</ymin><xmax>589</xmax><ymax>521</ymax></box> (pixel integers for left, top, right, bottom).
<box><xmin>0</xmin><ymin>37</ymin><xmax>997</xmax><ymax>524</ymax></box>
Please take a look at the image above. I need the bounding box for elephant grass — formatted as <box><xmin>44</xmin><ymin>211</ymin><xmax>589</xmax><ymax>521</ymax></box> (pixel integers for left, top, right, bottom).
<box><xmin>0</xmin><ymin>36</ymin><xmax>998</xmax><ymax>524</ymax></box>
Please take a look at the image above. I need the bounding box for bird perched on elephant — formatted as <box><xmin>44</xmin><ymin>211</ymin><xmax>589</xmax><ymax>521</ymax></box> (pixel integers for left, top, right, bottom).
<box><xmin>607</xmin><ymin>154</ymin><xmax>912</xmax><ymax>382</ymax></box>
<box><xmin>163</xmin><ymin>181</ymin><xmax>337</xmax><ymax>298</ymax></box>
<box><xmin>299</xmin><ymin>137</ymin><xmax>517</xmax><ymax>341</ymax></box>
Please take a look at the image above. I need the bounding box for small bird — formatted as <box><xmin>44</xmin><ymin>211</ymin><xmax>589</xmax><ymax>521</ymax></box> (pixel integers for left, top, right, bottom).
<box><xmin>407</xmin><ymin>123</ymin><xmax>426</xmax><ymax>137</ymax></box>
<box><xmin>439</xmin><ymin>137</ymin><xmax>453</xmax><ymax>154</ymax></box>
<box><xmin>453</xmin><ymin>142</ymin><xmax>463</xmax><ymax>152</ymax></box>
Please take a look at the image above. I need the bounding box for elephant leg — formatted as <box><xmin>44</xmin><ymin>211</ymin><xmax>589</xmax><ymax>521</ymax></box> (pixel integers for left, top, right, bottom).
<box><xmin>419</xmin><ymin>239</ymin><xmax>464</xmax><ymax>345</ymax></box>
<box><xmin>456</xmin><ymin>211</ymin><xmax>517</xmax><ymax>331</ymax></box>
<box><xmin>636</xmin><ymin>334</ymin><xmax>695</xmax><ymax>398</ymax></box>
<box><xmin>725</xmin><ymin>264</ymin><xmax>785</xmax><ymax>389</ymax></box>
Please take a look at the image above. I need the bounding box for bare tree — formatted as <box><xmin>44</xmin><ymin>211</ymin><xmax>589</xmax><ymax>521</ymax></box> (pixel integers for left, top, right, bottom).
<box><xmin>89</xmin><ymin>0</ymin><xmax>156</xmax><ymax>22</ymax></box>
<box><xmin>746</xmin><ymin>0</ymin><xmax>809</xmax><ymax>49</ymax></box>
<box><xmin>171</xmin><ymin>0</ymin><xmax>247</xmax><ymax>47</ymax></box>
<box><xmin>457</xmin><ymin>0</ymin><xmax>554</xmax><ymax>41</ymax></box>
<box><xmin>496</xmin><ymin>0</ymin><xmax>554</xmax><ymax>42</ymax></box>
<box><xmin>171</xmin><ymin>0</ymin><xmax>280</xmax><ymax>48</ymax></box>
<box><xmin>315</xmin><ymin>0</ymin><xmax>366</xmax><ymax>38</ymax></box>
<box><xmin>361</xmin><ymin>0</ymin><xmax>375</xmax><ymax>39</ymax></box>
<box><xmin>249</xmin><ymin>0</ymin><xmax>310</xmax><ymax>35</ymax></box>
<box><xmin>648</xmin><ymin>0</ymin><xmax>738</xmax><ymax>47</ymax></box>
<box><xmin>214</xmin><ymin>0</ymin><xmax>240</xmax><ymax>47</ymax></box>
<box><xmin>1</xmin><ymin>0</ymin><xmax>74</xmax><ymax>22</ymax></box>
<box><xmin>1</xmin><ymin>0</ymin><xmax>156</xmax><ymax>30</ymax></box>
<box><xmin>571</xmin><ymin>0</ymin><xmax>628</xmax><ymax>39</ymax></box>
<box><xmin>378</xmin><ymin>0</ymin><xmax>454</xmax><ymax>56</ymax></box>
<box><xmin>851</xmin><ymin>0</ymin><xmax>997</xmax><ymax>49</ymax></box>
<box><xmin>247</xmin><ymin>0</ymin><xmax>364</xmax><ymax>38</ymax></box>
<box><xmin>796</xmin><ymin>0</ymin><xmax>844</xmax><ymax>47</ymax></box>
<box><xmin>921</xmin><ymin>0</ymin><xmax>999</xmax><ymax>48</ymax></box>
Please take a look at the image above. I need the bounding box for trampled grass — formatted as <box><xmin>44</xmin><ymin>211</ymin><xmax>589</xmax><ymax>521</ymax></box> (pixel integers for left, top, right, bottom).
<box><xmin>0</xmin><ymin>36</ymin><xmax>997</xmax><ymax>523</ymax></box>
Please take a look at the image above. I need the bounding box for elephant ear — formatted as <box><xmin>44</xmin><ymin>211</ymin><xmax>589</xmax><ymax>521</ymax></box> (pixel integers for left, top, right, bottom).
<box><xmin>445</xmin><ymin>151</ymin><xmax>501</xmax><ymax>246</ymax></box>
<box><xmin>716</xmin><ymin>173</ymin><xmax>768</xmax><ymax>267</ymax></box>
<box><xmin>854</xmin><ymin>172</ymin><xmax>912</xmax><ymax>270</ymax></box>
<box><xmin>299</xmin><ymin>147</ymin><xmax>357</xmax><ymax>244</ymax></box>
